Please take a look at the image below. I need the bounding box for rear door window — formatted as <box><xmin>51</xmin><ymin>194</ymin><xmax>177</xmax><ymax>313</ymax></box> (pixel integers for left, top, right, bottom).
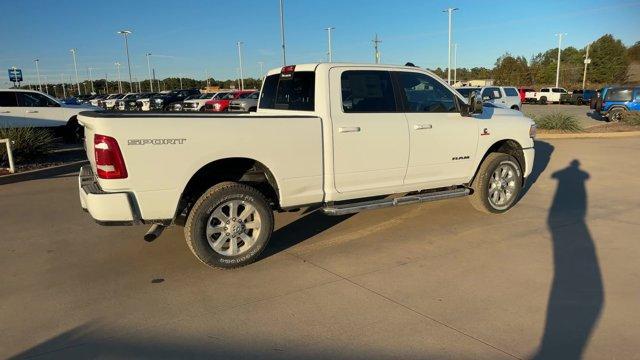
<box><xmin>504</xmin><ymin>87</ymin><xmax>518</xmax><ymax>97</ymax></box>
<box><xmin>0</xmin><ymin>92</ymin><xmax>18</xmax><ymax>107</ymax></box>
<box><xmin>259</xmin><ymin>71</ymin><xmax>315</xmax><ymax>111</ymax></box>
<box><xmin>16</xmin><ymin>92</ymin><xmax>58</xmax><ymax>107</ymax></box>
<box><xmin>341</xmin><ymin>71</ymin><xmax>396</xmax><ymax>112</ymax></box>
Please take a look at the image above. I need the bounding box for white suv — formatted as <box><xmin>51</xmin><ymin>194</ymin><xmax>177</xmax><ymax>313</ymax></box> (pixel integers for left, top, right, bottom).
<box><xmin>481</xmin><ymin>86</ymin><xmax>522</xmax><ymax>110</ymax></box>
<box><xmin>0</xmin><ymin>89</ymin><xmax>96</xmax><ymax>128</ymax></box>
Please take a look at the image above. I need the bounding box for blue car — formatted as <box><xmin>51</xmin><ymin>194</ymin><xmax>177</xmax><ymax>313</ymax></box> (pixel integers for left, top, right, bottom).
<box><xmin>602</xmin><ymin>86</ymin><xmax>640</xmax><ymax>122</ymax></box>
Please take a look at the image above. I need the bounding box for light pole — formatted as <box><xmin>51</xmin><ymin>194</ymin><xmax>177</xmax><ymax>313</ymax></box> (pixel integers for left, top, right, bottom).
<box><xmin>372</xmin><ymin>34</ymin><xmax>382</xmax><ymax>64</ymax></box>
<box><xmin>88</xmin><ymin>67</ymin><xmax>95</xmax><ymax>94</ymax></box>
<box><xmin>61</xmin><ymin>73</ymin><xmax>66</xmax><ymax>98</ymax></box>
<box><xmin>258</xmin><ymin>61</ymin><xmax>264</xmax><ymax>79</ymax></box>
<box><xmin>105</xmin><ymin>73</ymin><xmax>109</xmax><ymax>94</ymax></box>
<box><xmin>237</xmin><ymin>41</ymin><xmax>244</xmax><ymax>90</ymax></box>
<box><xmin>70</xmin><ymin>48</ymin><xmax>81</xmax><ymax>95</ymax></box>
<box><xmin>582</xmin><ymin>43</ymin><xmax>591</xmax><ymax>90</ymax></box>
<box><xmin>325</xmin><ymin>27</ymin><xmax>335</xmax><ymax>62</ymax></box>
<box><xmin>453</xmin><ymin>43</ymin><xmax>458</xmax><ymax>84</ymax></box>
<box><xmin>43</xmin><ymin>75</ymin><xmax>48</xmax><ymax>94</ymax></box>
<box><xmin>33</xmin><ymin>59</ymin><xmax>42</xmax><ymax>92</ymax></box>
<box><xmin>279</xmin><ymin>0</ymin><xmax>286</xmax><ymax>65</ymax></box>
<box><xmin>555</xmin><ymin>33</ymin><xmax>567</xmax><ymax>88</ymax></box>
<box><xmin>443</xmin><ymin>7</ymin><xmax>459</xmax><ymax>84</ymax></box>
<box><xmin>179</xmin><ymin>74</ymin><xmax>183</xmax><ymax>89</ymax></box>
<box><xmin>115</xmin><ymin>62</ymin><xmax>123</xmax><ymax>93</ymax></box>
<box><xmin>205</xmin><ymin>69</ymin><xmax>210</xmax><ymax>88</ymax></box>
<box><xmin>117</xmin><ymin>30</ymin><xmax>133</xmax><ymax>92</ymax></box>
<box><xmin>146</xmin><ymin>53</ymin><xmax>154</xmax><ymax>92</ymax></box>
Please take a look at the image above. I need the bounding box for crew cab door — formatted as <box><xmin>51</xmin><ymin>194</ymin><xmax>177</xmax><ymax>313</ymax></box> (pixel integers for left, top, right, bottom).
<box><xmin>395</xmin><ymin>71</ymin><xmax>478</xmax><ymax>186</ymax></box>
<box><xmin>14</xmin><ymin>92</ymin><xmax>66</xmax><ymax>127</ymax></box>
<box><xmin>329</xmin><ymin>68</ymin><xmax>409</xmax><ymax>193</ymax></box>
<box><xmin>0</xmin><ymin>91</ymin><xmax>23</xmax><ymax>127</ymax></box>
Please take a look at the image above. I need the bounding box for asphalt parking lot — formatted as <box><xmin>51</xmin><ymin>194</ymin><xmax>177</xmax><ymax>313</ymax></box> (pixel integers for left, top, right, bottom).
<box><xmin>522</xmin><ymin>103</ymin><xmax>604</xmax><ymax>129</ymax></box>
<box><xmin>2</xmin><ymin>137</ymin><xmax>639</xmax><ymax>359</ymax></box>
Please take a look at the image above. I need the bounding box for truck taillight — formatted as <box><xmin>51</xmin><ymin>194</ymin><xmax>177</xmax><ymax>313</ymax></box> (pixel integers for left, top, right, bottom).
<box><xmin>94</xmin><ymin>134</ymin><xmax>128</xmax><ymax>179</ymax></box>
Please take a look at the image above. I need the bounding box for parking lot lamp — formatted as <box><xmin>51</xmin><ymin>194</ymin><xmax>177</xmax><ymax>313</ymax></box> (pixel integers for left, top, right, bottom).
<box><xmin>582</xmin><ymin>43</ymin><xmax>591</xmax><ymax>90</ymax></box>
<box><xmin>237</xmin><ymin>41</ymin><xmax>244</xmax><ymax>90</ymax></box>
<box><xmin>555</xmin><ymin>33</ymin><xmax>567</xmax><ymax>88</ymax></box>
<box><xmin>279</xmin><ymin>0</ymin><xmax>286</xmax><ymax>65</ymax></box>
<box><xmin>325</xmin><ymin>27</ymin><xmax>335</xmax><ymax>62</ymax></box>
<box><xmin>105</xmin><ymin>74</ymin><xmax>109</xmax><ymax>94</ymax></box>
<box><xmin>453</xmin><ymin>43</ymin><xmax>458</xmax><ymax>84</ymax></box>
<box><xmin>258</xmin><ymin>61</ymin><xmax>264</xmax><ymax>79</ymax></box>
<box><xmin>33</xmin><ymin>59</ymin><xmax>42</xmax><ymax>92</ymax></box>
<box><xmin>372</xmin><ymin>34</ymin><xmax>381</xmax><ymax>64</ymax></box>
<box><xmin>146</xmin><ymin>53</ymin><xmax>153</xmax><ymax>92</ymax></box>
<box><xmin>443</xmin><ymin>7</ymin><xmax>458</xmax><ymax>84</ymax></box>
<box><xmin>88</xmin><ymin>67</ymin><xmax>95</xmax><ymax>94</ymax></box>
<box><xmin>70</xmin><ymin>49</ymin><xmax>81</xmax><ymax>95</ymax></box>
<box><xmin>61</xmin><ymin>74</ymin><xmax>66</xmax><ymax>98</ymax></box>
<box><xmin>115</xmin><ymin>62</ymin><xmax>122</xmax><ymax>93</ymax></box>
<box><xmin>117</xmin><ymin>30</ymin><xmax>133</xmax><ymax>92</ymax></box>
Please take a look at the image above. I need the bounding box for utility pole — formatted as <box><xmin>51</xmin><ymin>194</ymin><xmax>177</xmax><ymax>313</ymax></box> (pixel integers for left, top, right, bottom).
<box><xmin>372</xmin><ymin>34</ymin><xmax>382</xmax><ymax>64</ymax></box>
<box><xmin>70</xmin><ymin>48</ymin><xmax>81</xmax><ymax>95</ymax></box>
<box><xmin>443</xmin><ymin>7</ymin><xmax>459</xmax><ymax>84</ymax></box>
<box><xmin>117</xmin><ymin>30</ymin><xmax>133</xmax><ymax>91</ymax></box>
<box><xmin>88</xmin><ymin>67</ymin><xmax>94</xmax><ymax>94</ymax></box>
<box><xmin>555</xmin><ymin>33</ymin><xmax>567</xmax><ymax>88</ymax></box>
<box><xmin>325</xmin><ymin>27</ymin><xmax>335</xmax><ymax>62</ymax></box>
<box><xmin>179</xmin><ymin>74</ymin><xmax>183</xmax><ymax>89</ymax></box>
<box><xmin>582</xmin><ymin>43</ymin><xmax>591</xmax><ymax>90</ymax></box>
<box><xmin>453</xmin><ymin>43</ymin><xmax>458</xmax><ymax>84</ymax></box>
<box><xmin>279</xmin><ymin>0</ymin><xmax>287</xmax><ymax>65</ymax></box>
<box><xmin>258</xmin><ymin>61</ymin><xmax>264</xmax><ymax>79</ymax></box>
<box><xmin>105</xmin><ymin>73</ymin><xmax>109</xmax><ymax>94</ymax></box>
<box><xmin>146</xmin><ymin>53</ymin><xmax>154</xmax><ymax>92</ymax></box>
<box><xmin>237</xmin><ymin>41</ymin><xmax>244</xmax><ymax>90</ymax></box>
<box><xmin>61</xmin><ymin>73</ymin><xmax>66</xmax><ymax>98</ymax></box>
<box><xmin>33</xmin><ymin>59</ymin><xmax>42</xmax><ymax>92</ymax></box>
<box><xmin>43</xmin><ymin>75</ymin><xmax>49</xmax><ymax>94</ymax></box>
<box><xmin>115</xmin><ymin>62</ymin><xmax>123</xmax><ymax>93</ymax></box>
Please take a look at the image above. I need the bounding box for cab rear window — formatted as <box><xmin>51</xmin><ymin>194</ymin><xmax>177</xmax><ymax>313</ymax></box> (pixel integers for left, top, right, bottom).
<box><xmin>259</xmin><ymin>72</ymin><xmax>315</xmax><ymax>111</ymax></box>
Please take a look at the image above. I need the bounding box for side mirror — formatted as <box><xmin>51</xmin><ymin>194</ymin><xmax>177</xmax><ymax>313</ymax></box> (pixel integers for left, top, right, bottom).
<box><xmin>470</xmin><ymin>91</ymin><xmax>483</xmax><ymax>114</ymax></box>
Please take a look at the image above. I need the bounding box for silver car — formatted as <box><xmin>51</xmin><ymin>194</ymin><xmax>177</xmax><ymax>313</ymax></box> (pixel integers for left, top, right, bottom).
<box><xmin>228</xmin><ymin>91</ymin><xmax>259</xmax><ymax>112</ymax></box>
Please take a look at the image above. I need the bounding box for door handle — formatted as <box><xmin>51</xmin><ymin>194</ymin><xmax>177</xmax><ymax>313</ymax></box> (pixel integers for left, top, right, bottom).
<box><xmin>0</xmin><ymin>111</ymin><xmax>10</xmax><ymax>113</ymax></box>
<box><xmin>26</xmin><ymin>110</ymin><xmax>39</xmax><ymax>113</ymax></box>
<box><xmin>338</xmin><ymin>126</ymin><xmax>361</xmax><ymax>133</ymax></box>
<box><xmin>413</xmin><ymin>124</ymin><xmax>432</xmax><ymax>130</ymax></box>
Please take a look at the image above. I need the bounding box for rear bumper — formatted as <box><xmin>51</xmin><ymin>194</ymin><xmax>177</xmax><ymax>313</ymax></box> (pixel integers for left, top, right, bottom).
<box><xmin>78</xmin><ymin>166</ymin><xmax>137</xmax><ymax>225</ymax></box>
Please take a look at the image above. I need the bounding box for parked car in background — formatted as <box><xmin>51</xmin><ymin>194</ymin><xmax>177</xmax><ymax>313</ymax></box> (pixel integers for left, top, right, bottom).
<box><xmin>204</xmin><ymin>90</ymin><xmax>255</xmax><ymax>112</ymax></box>
<box><xmin>149</xmin><ymin>89</ymin><xmax>200</xmax><ymax>111</ymax></box>
<box><xmin>559</xmin><ymin>89</ymin><xmax>597</xmax><ymax>105</ymax></box>
<box><xmin>0</xmin><ymin>89</ymin><xmax>97</xmax><ymax>140</ymax></box>
<box><xmin>520</xmin><ymin>88</ymin><xmax>537</xmax><ymax>103</ymax></box>
<box><xmin>114</xmin><ymin>93</ymin><xmax>141</xmax><ymax>111</ymax></box>
<box><xmin>480</xmin><ymin>86</ymin><xmax>522</xmax><ymax>110</ymax></box>
<box><xmin>228</xmin><ymin>91</ymin><xmax>260</xmax><ymax>112</ymax></box>
<box><xmin>455</xmin><ymin>87</ymin><xmax>481</xmax><ymax>98</ymax></box>
<box><xmin>601</xmin><ymin>86</ymin><xmax>640</xmax><ymax>122</ymax></box>
<box><xmin>168</xmin><ymin>94</ymin><xmax>201</xmax><ymax>112</ymax></box>
<box><xmin>98</xmin><ymin>93</ymin><xmax>125</xmax><ymax>109</ymax></box>
<box><xmin>591</xmin><ymin>87</ymin><xmax>611</xmax><ymax>112</ymax></box>
<box><xmin>76</xmin><ymin>62</ymin><xmax>535</xmax><ymax>269</ymax></box>
<box><xmin>528</xmin><ymin>87</ymin><xmax>568</xmax><ymax>104</ymax></box>
<box><xmin>182</xmin><ymin>92</ymin><xmax>221</xmax><ymax>111</ymax></box>
<box><xmin>135</xmin><ymin>92</ymin><xmax>158</xmax><ymax>111</ymax></box>
<box><xmin>89</xmin><ymin>94</ymin><xmax>108</xmax><ymax>107</ymax></box>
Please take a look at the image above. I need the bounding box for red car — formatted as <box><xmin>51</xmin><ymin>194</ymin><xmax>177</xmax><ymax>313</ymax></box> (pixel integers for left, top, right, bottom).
<box><xmin>204</xmin><ymin>90</ymin><xmax>255</xmax><ymax>112</ymax></box>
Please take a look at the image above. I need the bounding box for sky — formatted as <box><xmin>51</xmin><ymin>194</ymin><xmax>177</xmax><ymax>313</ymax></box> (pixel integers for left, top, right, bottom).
<box><xmin>1</xmin><ymin>0</ymin><xmax>639</xmax><ymax>87</ymax></box>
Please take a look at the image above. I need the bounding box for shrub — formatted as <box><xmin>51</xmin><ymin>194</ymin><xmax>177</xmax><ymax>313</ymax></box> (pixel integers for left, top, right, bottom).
<box><xmin>0</xmin><ymin>127</ymin><xmax>56</xmax><ymax>165</ymax></box>
<box><xmin>621</xmin><ymin>112</ymin><xmax>640</xmax><ymax>126</ymax></box>
<box><xmin>534</xmin><ymin>112</ymin><xmax>583</xmax><ymax>132</ymax></box>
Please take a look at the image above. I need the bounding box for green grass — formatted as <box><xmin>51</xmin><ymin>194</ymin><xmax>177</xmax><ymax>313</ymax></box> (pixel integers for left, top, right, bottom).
<box><xmin>533</xmin><ymin>112</ymin><xmax>583</xmax><ymax>132</ymax></box>
<box><xmin>621</xmin><ymin>112</ymin><xmax>640</xmax><ymax>126</ymax></box>
<box><xmin>0</xmin><ymin>127</ymin><xmax>56</xmax><ymax>165</ymax></box>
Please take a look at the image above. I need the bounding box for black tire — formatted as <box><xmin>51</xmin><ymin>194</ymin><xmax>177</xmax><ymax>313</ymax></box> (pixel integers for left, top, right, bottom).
<box><xmin>468</xmin><ymin>153</ymin><xmax>523</xmax><ymax>214</ymax></box>
<box><xmin>511</xmin><ymin>105</ymin><xmax>520</xmax><ymax>111</ymax></box>
<box><xmin>608</xmin><ymin>108</ymin><xmax>626</xmax><ymax>123</ymax></box>
<box><xmin>199</xmin><ymin>106</ymin><xmax>206</xmax><ymax>112</ymax></box>
<box><xmin>539</xmin><ymin>97</ymin><xmax>547</xmax><ymax>105</ymax></box>
<box><xmin>184</xmin><ymin>182</ymin><xmax>274</xmax><ymax>269</ymax></box>
<box><xmin>577</xmin><ymin>97</ymin><xmax>583</xmax><ymax>105</ymax></box>
<box><xmin>63</xmin><ymin>116</ymin><xmax>83</xmax><ymax>143</ymax></box>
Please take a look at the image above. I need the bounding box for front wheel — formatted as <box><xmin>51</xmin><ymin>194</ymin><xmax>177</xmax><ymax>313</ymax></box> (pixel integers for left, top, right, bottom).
<box><xmin>468</xmin><ymin>153</ymin><xmax>523</xmax><ymax>214</ymax></box>
<box><xmin>184</xmin><ymin>182</ymin><xmax>274</xmax><ymax>269</ymax></box>
<box><xmin>539</xmin><ymin>97</ymin><xmax>547</xmax><ymax>105</ymax></box>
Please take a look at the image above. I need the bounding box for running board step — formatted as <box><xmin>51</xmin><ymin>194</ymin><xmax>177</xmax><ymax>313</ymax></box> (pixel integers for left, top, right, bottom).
<box><xmin>322</xmin><ymin>188</ymin><xmax>470</xmax><ymax>216</ymax></box>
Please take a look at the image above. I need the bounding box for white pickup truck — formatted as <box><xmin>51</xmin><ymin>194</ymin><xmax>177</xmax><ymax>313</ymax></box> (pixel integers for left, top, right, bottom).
<box><xmin>525</xmin><ymin>87</ymin><xmax>568</xmax><ymax>104</ymax></box>
<box><xmin>78</xmin><ymin>63</ymin><xmax>536</xmax><ymax>269</ymax></box>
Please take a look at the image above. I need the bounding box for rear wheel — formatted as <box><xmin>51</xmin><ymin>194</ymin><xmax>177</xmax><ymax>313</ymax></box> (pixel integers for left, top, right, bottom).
<box><xmin>539</xmin><ymin>97</ymin><xmax>547</xmax><ymax>105</ymax></box>
<box><xmin>577</xmin><ymin>97</ymin><xmax>583</xmax><ymax>105</ymax></box>
<box><xmin>469</xmin><ymin>153</ymin><xmax>523</xmax><ymax>214</ymax></box>
<box><xmin>608</xmin><ymin>108</ymin><xmax>626</xmax><ymax>122</ymax></box>
<box><xmin>184</xmin><ymin>182</ymin><xmax>274</xmax><ymax>269</ymax></box>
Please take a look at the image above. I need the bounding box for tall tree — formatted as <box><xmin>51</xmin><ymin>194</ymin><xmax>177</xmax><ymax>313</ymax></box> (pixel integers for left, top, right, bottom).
<box><xmin>588</xmin><ymin>34</ymin><xmax>628</xmax><ymax>84</ymax></box>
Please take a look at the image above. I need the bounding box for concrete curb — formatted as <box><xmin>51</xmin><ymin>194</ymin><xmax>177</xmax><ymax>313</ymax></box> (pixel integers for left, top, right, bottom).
<box><xmin>0</xmin><ymin>160</ymin><xmax>88</xmax><ymax>186</ymax></box>
<box><xmin>537</xmin><ymin>131</ymin><xmax>640</xmax><ymax>139</ymax></box>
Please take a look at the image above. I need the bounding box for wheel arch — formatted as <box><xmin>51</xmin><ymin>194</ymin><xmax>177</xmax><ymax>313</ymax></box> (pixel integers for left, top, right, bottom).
<box><xmin>469</xmin><ymin>139</ymin><xmax>525</xmax><ymax>186</ymax></box>
<box><xmin>175</xmin><ymin>157</ymin><xmax>281</xmax><ymax>222</ymax></box>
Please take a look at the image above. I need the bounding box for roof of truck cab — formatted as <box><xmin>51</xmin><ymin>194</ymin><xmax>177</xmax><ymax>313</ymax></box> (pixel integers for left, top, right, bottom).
<box><xmin>265</xmin><ymin>63</ymin><xmax>441</xmax><ymax>76</ymax></box>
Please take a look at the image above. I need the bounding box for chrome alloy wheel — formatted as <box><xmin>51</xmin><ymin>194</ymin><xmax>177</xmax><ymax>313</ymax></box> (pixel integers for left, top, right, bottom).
<box><xmin>488</xmin><ymin>162</ymin><xmax>518</xmax><ymax>210</ymax></box>
<box><xmin>205</xmin><ymin>200</ymin><xmax>262</xmax><ymax>256</ymax></box>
